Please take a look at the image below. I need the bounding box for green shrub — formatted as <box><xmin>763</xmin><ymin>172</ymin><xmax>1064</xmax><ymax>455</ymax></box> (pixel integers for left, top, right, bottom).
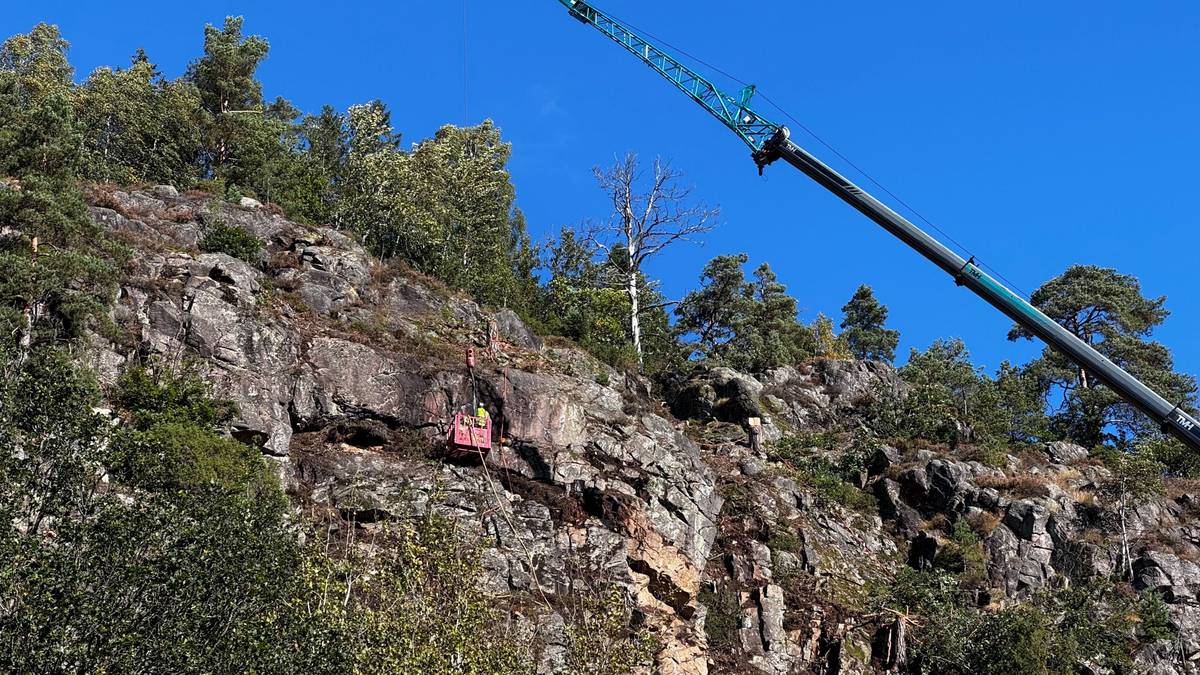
<box><xmin>1138</xmin><ymin>589</ymin><xmax>1175</xmax><ymax>643</ymax></box>
<box><xmin>292</xmin><ymin>511</ymin><xmax>538</xmax><ymax>674</ymax></box>
<box><xmin>113</xmin><ymin>365</ymin><xmax>235</xmax><ymax>430</ymax></box>
<box><xmin>768</xmin><ymin>528</ymin><xmax>802</xmax><ymax>554</ymax></box>
<box><xmin>872</xmin><ymin>569</ymin><xmax>1167</xmax><ymax>675</ymax></box>
<box><xmin>199</xmin><ymin>218</ymin><xmax>262</xmax><ymax>264</ymax></box>
<box><xmin>565</xmin><ymin>588</ymin><xmax>658</xmax><ymax>674</ymax></box>
<box><xmin>699</xmin><ymin>584</ymin><xmax>740</xmax><ymax>651</ymax></box>
<box><xmin>190</xmin><ymin>177</ymin><xmax>226</xmax><ymax>196</ymax></box>
<box><xmin>933</xmin><ymin>520</ymin><xmax>988</xmax><ymax>588</ymax></box>
<box><xmin>769</xmin><ymin>440</ymin><xmax>878</xmax><ymax>513</ymax></box>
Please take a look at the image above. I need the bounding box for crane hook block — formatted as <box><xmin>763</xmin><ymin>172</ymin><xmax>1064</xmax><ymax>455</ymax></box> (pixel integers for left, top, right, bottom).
<box><xmin>465</xmin><ymin>346</ymin><xmax>476</xmax><ymax>369</ymax></box>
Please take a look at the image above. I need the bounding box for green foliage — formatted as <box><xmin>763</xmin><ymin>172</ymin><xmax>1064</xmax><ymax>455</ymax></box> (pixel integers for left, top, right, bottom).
<box><xmin>186</xmin><ymin>17</ymin><xmax>268</xmax><ymax>116</ymax></box>
<box><xmin>1138</xmin><ymin>589</ymin><xmax>1175</xmax><ymax>643</ymax></box>
<box><xmin>0</xmin><ymin>350</ymin><xmax>537</xmax><ymax>673</ymax></box>
<box><xmin>811</xmin><ymin>312</ymin><xmax>851</xmax><ymax>360</ymax></box>
<box><xmin>339</xmin><ymin>112</ymin><xmax>539</xmax><ymax>312</ymax></box>
<box><xmin>863</xmin><ymin>340</ymin><xmax>1050</xmax><ymax>453</ymax></box>
<box><xmin>108</xmin><ymin>365</ymin><xmax>266</xmax><ymax>493</ymax></box>
<box><xmin>1099</xmin><ymin>449</ymin><xmax>1165</xmax><ymax>507</ymax></box>
<box><xmin>0</xmin><ymin>23</ymin><xmax>73</xmax><ymax>102</ymax></box>
<box><xmin>75</xmin><ymin>55</ymin><xmax>203</xmax><ymax>186</ymax></box>
<box><xmin>0</xmin><ymin>350</ymin><xmax>294</xmax><ymax>673</ymax></box>
<box><xmin>292</xmin><ymin>511</ymin><xmax>537</xmax><ymax>674</ymax></box>
<box><xmin>198</xmin><ymin>218</ymin><xmax>263</xmax><ymax>263</ymax></box>
<box><xmin>932</xmin><ymin>520</ymin><xmax>988</xmax><ymax>588</ymax></box>
<box><xmin>994</xmin><ymin>359</ymin><xmax>1050</xmax><ymax>444</ymax></box>
<box><xmin>698</xmin><ymin>584</ymin><xmax>740</xmax><ymax>651</ymax></box>
<box><xmin>1012</xmin><ymin>265</ymin><xmax>1197</xmax><ymax>449</ymax></box>
<box><xmin>1141</xmin><ymin>436</ymin><xmax>1200</xmax><ymax>478</ymax></box>
<box><xmin>675</xmin><ymin>254</ymin><xmax>815</xmax><ymax>372</ymax></box>
<box><xmin>840</xmin><ymin>284</ymin><xmax>899</xmax><ymax>362</ymax></box>
<box><xmin>0</xmin><ymin>25</ymin><xmax>126</xmax><ymax>348</ymax></box>
<box><xmin>873</xmin><ymin>570</ymin><xmax>1158</xmax><ymax>675</ymax></box>
<box><xmin>564</xmin><ymin>588</ymin><xmax>658</xmax><ymax>674</ymax></box>
<box><xmin>537</xmin><ymin>227</ymin><xmax>676</xmax><ymax>371</ymax></box>
<box><xmin>770</xmin><ymin>437</ymin><xmax>877</xmax><ymax>513</ymax></box>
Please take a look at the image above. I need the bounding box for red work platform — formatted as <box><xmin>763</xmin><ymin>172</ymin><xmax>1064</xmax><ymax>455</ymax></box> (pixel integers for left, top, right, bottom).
<box><xmin>446</xmin><ymin>412</ymin><xmax>492</xmax><ymax>460</ymax></box>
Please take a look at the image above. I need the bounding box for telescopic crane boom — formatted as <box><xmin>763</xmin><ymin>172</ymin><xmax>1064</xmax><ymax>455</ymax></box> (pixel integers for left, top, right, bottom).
<box><xmin>553</xmin><ymin>0</ymin><xmax>1200</xmax><ymax>453</ymax></box>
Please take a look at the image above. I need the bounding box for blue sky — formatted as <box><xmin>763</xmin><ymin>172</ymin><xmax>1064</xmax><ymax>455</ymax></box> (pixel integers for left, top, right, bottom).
<box><xmin>6</xmin><ymin>1</ymin><xmax>1199</xmax><ymax>380</ymax></box>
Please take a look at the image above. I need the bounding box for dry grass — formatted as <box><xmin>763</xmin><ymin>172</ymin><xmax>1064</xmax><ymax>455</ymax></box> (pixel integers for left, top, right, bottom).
<box><xmin>925</xmin><ymin>513</ymin><xmax>950</xmax><ymax>532</ymax></box>
<box><xmin>267</xmin><ymin>251</ymin><xmax>302</xmax><ymax>272</ymax></box>
<box><xmin>975</xmin><ymin>474</ymin><xmax>1051</xmax><ymax>499</ymax></box>
<box><xmin>1137</xmin><ymin>531</ymin><xmax>1200</xmax><ymax>562</ymax></box>
<box><xmin>1014</xmin><ymin>448</ymin><xmax>1048</xmax><ymax>471</ymax></box>
<box><xmin>967</xmin><ymin>510</ymin><xmax>1002</xmax><ymax>536</ymax></box>
<box><xmin>1165</xmin><ymin>478</ymin><xmax>1200</xmax><ymax>500</ymax></box>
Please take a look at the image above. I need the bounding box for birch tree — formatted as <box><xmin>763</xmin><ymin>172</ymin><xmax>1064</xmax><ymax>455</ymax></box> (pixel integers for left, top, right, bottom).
<box><xmin>588</xmin><ymin>153</ymin><xmax>716</xmax><ymax>365</ymax></box>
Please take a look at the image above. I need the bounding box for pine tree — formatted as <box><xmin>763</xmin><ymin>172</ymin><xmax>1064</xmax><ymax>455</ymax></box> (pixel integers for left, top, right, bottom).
<box><xmin>0</xmin><ymin>25</ymin><xmax>124</xmax><ymax>347</ymax></box>
<box><xmin>675</xmin><ymin>254</ymin><xmax>814</xmax><ymax>372</ymax></box>
<box><xmin>186</xmin><ymin>17</ymin><xmax>271</xmax><ymax>184</ymax></box>
<box><xmin>840</xmin><ymin>284</ymin><xmax>900</xmax><ymax>362</ymax></box>
<box><xmin>1012</xmin><ymin>265</ymin><xmax>1196</xmax><ymax>448</ymax></box>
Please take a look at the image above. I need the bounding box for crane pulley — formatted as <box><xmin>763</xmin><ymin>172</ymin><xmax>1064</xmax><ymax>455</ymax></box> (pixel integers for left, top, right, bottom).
<box><xmin>553</xmin><ymin>0</ymin><xmax>1200</xmax><ymax>453</ymax></box>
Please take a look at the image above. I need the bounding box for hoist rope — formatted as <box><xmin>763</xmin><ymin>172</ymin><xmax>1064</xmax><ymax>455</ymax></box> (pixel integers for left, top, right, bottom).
<box><xmin>601</xmin><ymin>8</ymin><xmax>1034</xmax><ymax>301</ymax></box>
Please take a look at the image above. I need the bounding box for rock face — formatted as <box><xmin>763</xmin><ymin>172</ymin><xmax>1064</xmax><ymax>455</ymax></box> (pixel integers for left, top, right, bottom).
<box><xmin>86</xmin><ymin>186</ymin><xmax>1200</xmax><ymax>673</ymax></box>
<box><xmin>90</xmin><ymin>187</ymin><xmax>719</xmax><ymax>673</ymax></box>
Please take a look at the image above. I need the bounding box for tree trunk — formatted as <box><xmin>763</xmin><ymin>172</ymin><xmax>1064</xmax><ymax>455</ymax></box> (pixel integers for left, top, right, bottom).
<box><xmin>624</xmin><ymin>199</ymin><xmax>642</xmax><ymax>365</ymax></box>
<box><xmin>1120</xmin><ymin>489</ymin><xmax>1133</xmax><ymax>580</ymax></box>
<box><xmin>627</xmin><ymin>257</ymin><xmax>642</xmax><ymax>365</ymax></box>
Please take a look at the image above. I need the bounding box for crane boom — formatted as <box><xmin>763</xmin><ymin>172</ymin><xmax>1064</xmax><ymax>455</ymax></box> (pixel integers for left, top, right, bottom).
<box><xmin>554</xmin><ymin>0</ymin><xmax>1200</xmax><ymax>453</ymax></box>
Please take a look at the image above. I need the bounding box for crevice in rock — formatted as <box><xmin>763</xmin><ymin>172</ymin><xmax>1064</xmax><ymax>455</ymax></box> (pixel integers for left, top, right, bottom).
<box><xmin>495</xmin><ymin>472</ymin><xmax>587</xmax><ymax>526</ymax></box>
<box><xmin>629</xmin><ymin>556</ymin><xmax>695</xmax><ymax>619</ymax></box>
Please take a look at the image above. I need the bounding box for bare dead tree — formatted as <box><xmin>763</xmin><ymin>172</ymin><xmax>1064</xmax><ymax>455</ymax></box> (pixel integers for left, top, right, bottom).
<box><xmin>585</xmin><ymin>153</ymin><xmax>717</xmax><ymax>365</ymax></box>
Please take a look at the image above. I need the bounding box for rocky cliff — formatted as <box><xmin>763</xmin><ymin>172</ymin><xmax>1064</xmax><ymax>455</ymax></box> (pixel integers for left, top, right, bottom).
<box><xmin>86</xmin><ymin>186</ymin><xmax>1200</xmax><ymax>674</ymax></box>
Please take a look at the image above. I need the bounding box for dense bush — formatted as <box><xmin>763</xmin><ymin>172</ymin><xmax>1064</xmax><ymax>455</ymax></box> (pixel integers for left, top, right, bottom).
<box><xmin>0</xmin><ymin>353</ymin><xmax>551</xmax><ymax>672</ymax></box>
<box><xmin>874</xmin><ymin>567</ymin><xmax>1171</xmax><ymax>674</ymax></box>
<box><xmin>769</xmin><ymin>435</ymin><xmax>877</xmax><ymax>513</ymax></box>
<box><xmin>199</xmin><ymin>218</ymin><xmax>263</xmax><ymax>263</ymax></box>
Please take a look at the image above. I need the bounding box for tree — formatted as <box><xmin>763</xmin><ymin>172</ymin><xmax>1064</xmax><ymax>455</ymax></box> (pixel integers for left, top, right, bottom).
<box><xmin>742</xmin><ymin>263</ymin><xmax>815</xmax><ymax>371</ymax></box>
<box><xmin>539</xmin><ymin>228</ymin><xmax>675</xmax><ymax>370</ymax></box>
<box><xmin>586</xmin><ymin>154</ymin><xmax>716</xmax><ymax>365</ymax></box>
<box><xmin>840</xmin><ymin>284</ymin><xmax>900</xmax><ymax>362</ymax></box>
<box><xmin>289</xmin><ymin>105</ymin><xmax>349</xmax><ymax>224</ymax></box>
<box><xmin>993</xmin><ymin>360</ymin><xmax>1050</xmax><ymax>444</ymax></box>
<box><xmin>812</xmin><ymin>313</ymin><xmax>850</xmax><ymax>360</ymax></box>
<box><xmin>0</xmin><ymin>25</ymin><xmax>124</xmax><ymax>350</ymax></box>
<box><xmin>186</xmin><ymin>17</ymin><xmax>270</xmax><ymax>182</ymax></box>
<box><xmin>674</xmin><ymin>254</ymin><xmax>751</xmax><ymax>363</ymax></box>
<box><xmin>897</xmin><ymin>339</ymin><xmax>1007</xmax><ymax>446</ymax></box>
<box><xmin>339</xmin><ymin>113</ymin><xmax>538</xmax><ymax>312</ymax></box>
<box><xmin>1011</xmin><ymin>265</ymin><xmax>1197</xmax><ymax>448</ymax></box>
<box><xmin>74</xmin><ymin>55</ymin><xmax>203</xmax><ymax>186</ymax></box>
<box><xmin>0</xmin><ymin>24</ymin><xmax>78</xmax><ymax>177</ymax></box>
<box><xmin>675</xmin><ymin>254</ymin><xmax>814</xmax><ymax>372</ymax></box>
<box><xmin>1099</xmin><ymin>451</ymin><xmax>1164</xmax><ymax>579</ymax></box>
<box><xmin>0</xmin><ymin>23</ymin><xmax>72</xmax><ymax>101</ymax></box>
<box><xmin>187</xmin><ymin>16</ymin><xmax>267</xmax><ymax>116</ymax></box>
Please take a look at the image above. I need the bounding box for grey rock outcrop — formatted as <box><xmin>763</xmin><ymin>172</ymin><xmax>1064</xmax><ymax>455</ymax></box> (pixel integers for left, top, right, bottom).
<box><xmin>83</xmin><ymin>185</ymin><xmax>1200</xmax><ymax>674</ymax></box>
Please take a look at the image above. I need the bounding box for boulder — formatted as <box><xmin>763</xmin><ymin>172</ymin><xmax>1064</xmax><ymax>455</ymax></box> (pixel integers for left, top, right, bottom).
<box><xmin>1045</xmin><ymin>441</ymin><xmax>1088</xmax><ymax>465</ymax></box>
<box><xmin>669</xmin><ymin>367</ymin><xmax>764</xmax><ymax>425</ymax></box>
<box><xmin>494</xmin><ymin>308</ymin><xmax>542</xmax><ymax>350</ymax></box>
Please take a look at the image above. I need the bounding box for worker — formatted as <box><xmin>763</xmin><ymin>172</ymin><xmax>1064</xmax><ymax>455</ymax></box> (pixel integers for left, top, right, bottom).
<box><xmin>475</xmin><ymin>405</ymin><xmax>490</xmax><ymax>427</ymax></box>
<box><xmin>747</xmin><ymin>417</ymin><xmax>762</xmax><ymax>453</ymax></box>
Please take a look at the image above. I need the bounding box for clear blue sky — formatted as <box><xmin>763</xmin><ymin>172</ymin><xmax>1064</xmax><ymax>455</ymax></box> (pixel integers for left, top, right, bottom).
<box><xmin>6</xmin><ymin>1</ymin><xmax>1199</xmax><ymax>380</ymax></box>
